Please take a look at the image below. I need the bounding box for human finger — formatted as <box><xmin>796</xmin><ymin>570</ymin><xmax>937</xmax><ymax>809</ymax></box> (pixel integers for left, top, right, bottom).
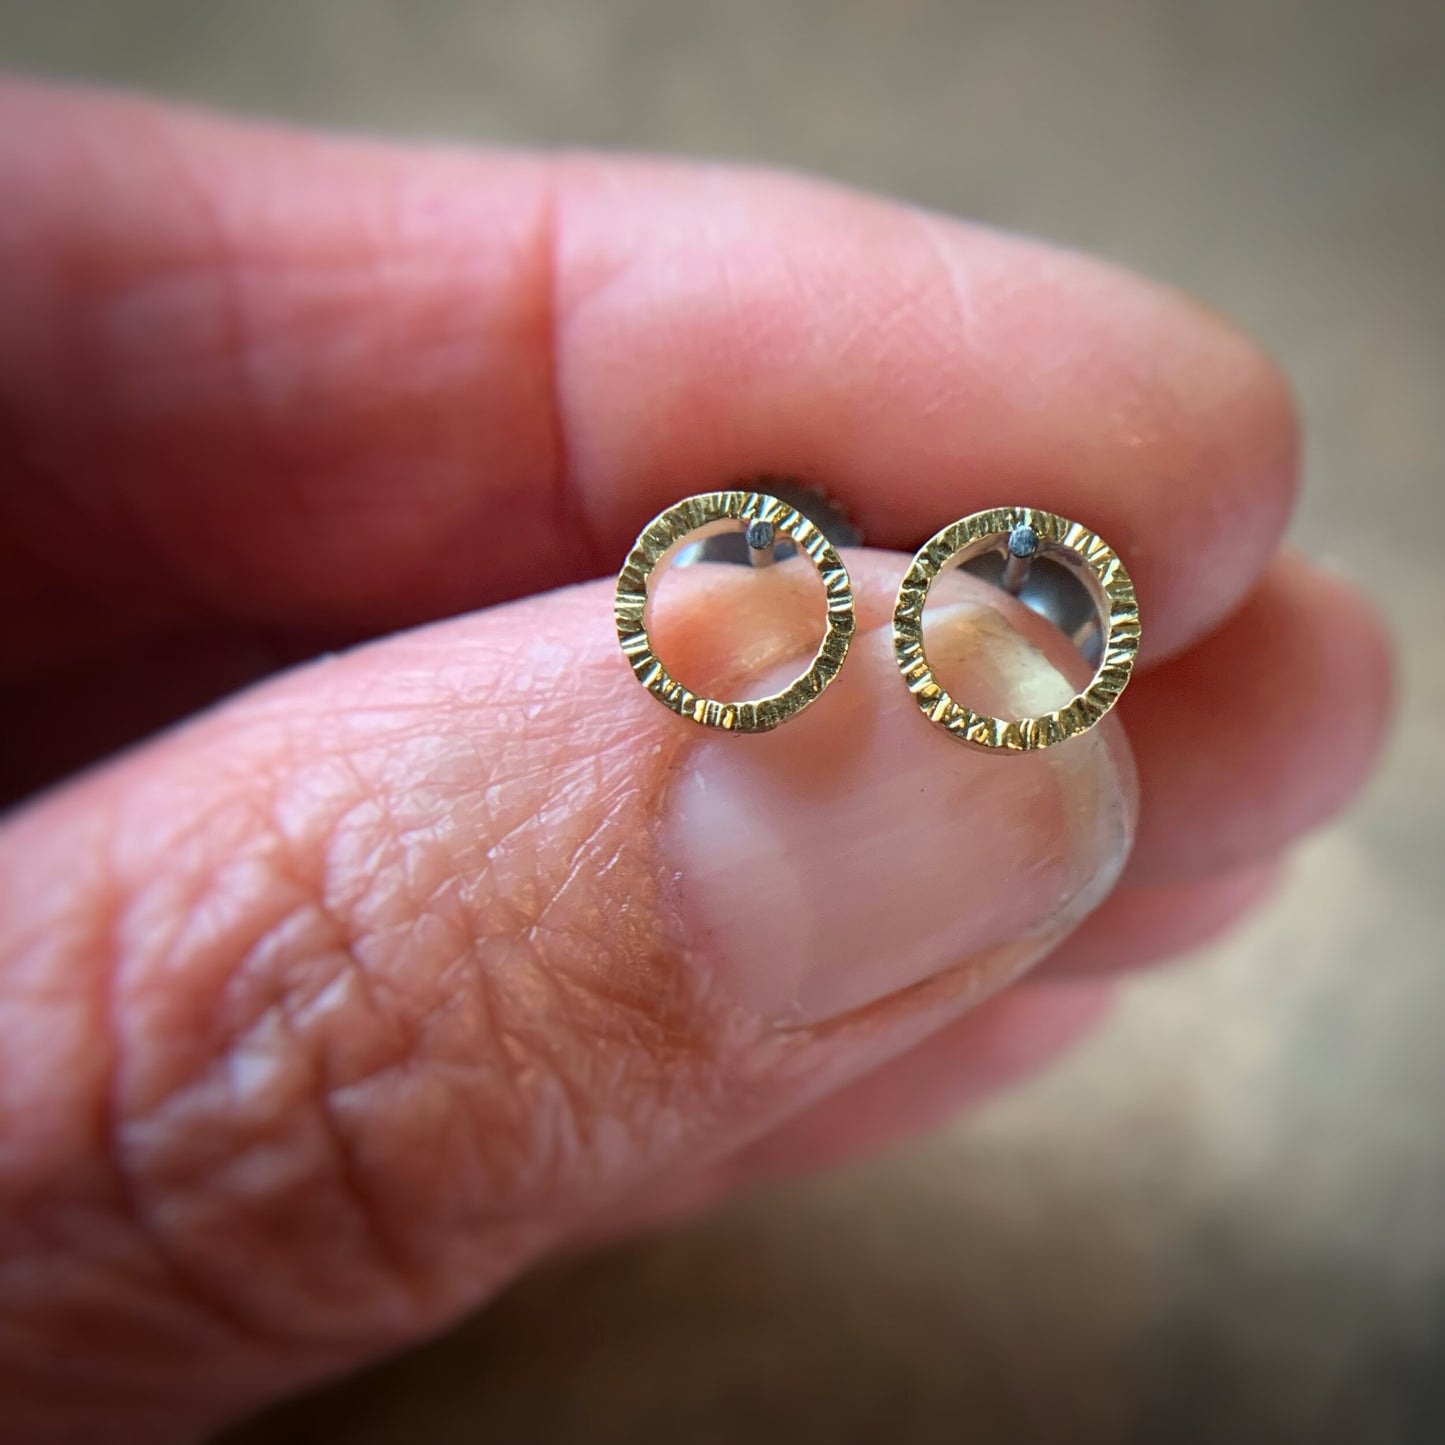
<box><xmin>2</xmin><ymin>78</ymin><xmax>1293</xmax><ymax>671</ymax></box>
<box><xmin>1117</xmin><ymin>553</ymin><xmax>1393</xmax><ymax>884</ymax></box>
<box><xmin>0</xmin><ymin>555</ymin><xmax>1133</xmax><ymax>1437</ymax></box>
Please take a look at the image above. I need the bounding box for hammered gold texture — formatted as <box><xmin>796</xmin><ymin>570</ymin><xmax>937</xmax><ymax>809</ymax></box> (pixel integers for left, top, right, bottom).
<box><xmin>892</xmin><ymin>507</ymin><xmax>1140</xmax><ymax>752</ymax></box>
<box><xmin>615</xmin><ymin>491</ymin><xmax>856</xmax><ymax>732</ymax></box>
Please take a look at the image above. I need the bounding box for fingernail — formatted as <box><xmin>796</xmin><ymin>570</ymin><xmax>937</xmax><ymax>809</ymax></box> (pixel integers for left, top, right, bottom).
<box><xmin>662</xmin><ymin>593</ymin><xmax>1136</xmax><ymax>1024</ymax></box>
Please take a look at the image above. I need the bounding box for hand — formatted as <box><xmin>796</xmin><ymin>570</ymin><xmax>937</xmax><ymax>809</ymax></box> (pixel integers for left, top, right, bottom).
<box><xmin>0</xmin><ymin>79</ymin><xmax>1391</xmax><ymax>1441</ymax></box>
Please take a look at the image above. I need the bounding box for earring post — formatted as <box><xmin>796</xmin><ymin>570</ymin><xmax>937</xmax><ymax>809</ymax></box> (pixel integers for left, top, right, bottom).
<box><xmin>745</xmin><ymin>518</ymin><xmax>778</xmax><ymax>568</ymax></box>
<box><xmin>1001</xmin><ymin>522</ymin><xmax>1038</xmax><ymax>595</ymax></box>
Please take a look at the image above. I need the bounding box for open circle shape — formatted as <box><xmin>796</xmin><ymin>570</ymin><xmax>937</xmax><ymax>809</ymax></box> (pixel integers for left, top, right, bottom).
<box><xmin>892</xmin><ymin>506</ymin><xmax>1140</xmax><ymax>752</ymax></box>
<box><xmin>615</xmin><ymin>491</ymin><xmax>856</xmax><ymax>732</ymax></box>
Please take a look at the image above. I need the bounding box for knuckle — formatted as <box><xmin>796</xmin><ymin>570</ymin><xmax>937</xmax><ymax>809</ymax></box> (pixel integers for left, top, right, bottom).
<box><xmin>101</xmin><ymin>685</ymin><xmax>717</xmax><ymax>1343</ymax></box>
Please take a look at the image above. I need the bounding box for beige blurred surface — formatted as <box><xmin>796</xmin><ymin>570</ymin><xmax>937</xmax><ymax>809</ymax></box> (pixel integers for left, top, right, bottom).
<box><xmin>2</xmin><ymin>2</ymin><xmax>1441</xmax><ymax>1441</ymax></box>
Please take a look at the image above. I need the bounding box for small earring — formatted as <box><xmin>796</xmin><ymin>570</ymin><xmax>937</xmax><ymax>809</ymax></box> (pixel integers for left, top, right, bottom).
<box><xmin>615</xmin><ymin>490</ymin><xmax>856</xmax><ymax>731</ymax></box>
<box><xmin>892</xmin><ymin>507</ymin><xmax>1140</xmax><ymax>752</ymax></box>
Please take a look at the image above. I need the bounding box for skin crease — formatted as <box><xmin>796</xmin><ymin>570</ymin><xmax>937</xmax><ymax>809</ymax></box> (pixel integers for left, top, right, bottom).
<box><xmin>0</xmin><ymin>80</ymin><xmax>1395</xmax><ymax>1441</ymax></box>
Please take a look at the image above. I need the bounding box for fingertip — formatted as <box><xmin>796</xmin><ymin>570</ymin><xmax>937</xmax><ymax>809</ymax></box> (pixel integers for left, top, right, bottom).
<box><xmin>562</xmin><ymin>171</ymin><xmax>1303</xmax><ymax>663</ymax></box>
<box><xmin>1123</xmin><ymin>552</ymin><xmax>1394</xmax><ymax>883</ymax></box>
<box><xmin>1021</xmin><ymin>252</ymin><xmax>1303</xmax><ymax>662</ymax></box>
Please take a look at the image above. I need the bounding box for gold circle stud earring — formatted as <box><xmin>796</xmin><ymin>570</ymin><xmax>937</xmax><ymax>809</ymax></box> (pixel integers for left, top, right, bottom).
<box><xmin>891</xmin><ymin>506</ymin><xmax>1140</xmax><ymax>752</ymax></box>
<box><xmin>615</xmin><ymin>490</ymin><xmax>856</xmax><ymax>731</ymax></box>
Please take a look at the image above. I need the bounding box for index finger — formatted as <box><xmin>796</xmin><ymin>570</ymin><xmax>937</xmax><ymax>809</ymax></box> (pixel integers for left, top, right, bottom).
<box><xmin>0</xmin><ymin>79</ymin><xmax>1296</xmax><ymax>666</ymax></box>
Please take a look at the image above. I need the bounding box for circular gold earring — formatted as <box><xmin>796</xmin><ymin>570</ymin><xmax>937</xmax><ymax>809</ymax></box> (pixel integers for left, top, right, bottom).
<box><xmin>615</xmin><ymin>490</ymin><xmax>855</xmax><ymax>731</ymax></box>
<box><xmin>892</xmin><ymin>506</ymin><xmax>1140</xmax><ymax>752</ymax></box>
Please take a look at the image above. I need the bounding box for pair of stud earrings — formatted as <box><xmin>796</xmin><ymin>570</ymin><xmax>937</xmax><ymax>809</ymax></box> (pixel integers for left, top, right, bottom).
<box><xmin>614</xmin><ymin>489</ymin><xmax>1139</xmax><ymax>752</ymax></box>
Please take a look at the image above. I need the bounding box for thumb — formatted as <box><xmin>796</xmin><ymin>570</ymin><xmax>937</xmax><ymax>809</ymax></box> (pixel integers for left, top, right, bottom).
<box><xmin>0</xmin><ymin>551</ymin><xmax>1134</xmax><ymax>1438</ymax></box>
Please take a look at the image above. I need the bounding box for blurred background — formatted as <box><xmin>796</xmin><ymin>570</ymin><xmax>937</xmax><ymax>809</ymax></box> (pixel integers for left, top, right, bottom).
<box><xmin>2</xmin><ymin>2</ymin><xmax>1441</xmax><ymax>1441</ymax></box>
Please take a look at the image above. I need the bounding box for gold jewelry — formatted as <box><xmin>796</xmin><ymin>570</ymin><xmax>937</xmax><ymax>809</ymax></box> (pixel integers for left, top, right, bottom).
<box><xmin>615</xmin><ymin>490</ymin><xmax>855</xmax><ymax>731</ymax></box>
<box><xmin>892</xmin><ymin>506</ymin><xmax>1139</xmax><ymax>751</ymax></box>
